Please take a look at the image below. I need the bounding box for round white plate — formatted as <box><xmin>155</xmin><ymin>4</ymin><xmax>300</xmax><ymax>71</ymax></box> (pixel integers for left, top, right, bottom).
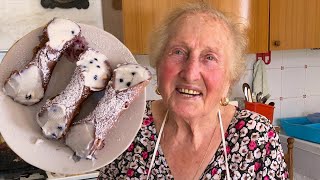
<box><xmin>0</xmin><ymin>23</ymin><xmax>145</xmax><ymax>174</ymax></box>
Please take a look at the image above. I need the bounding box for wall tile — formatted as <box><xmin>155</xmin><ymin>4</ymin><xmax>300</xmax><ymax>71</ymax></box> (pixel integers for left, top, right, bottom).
<box><xmin>280</xmin><ymin>97</ymin><xmax>305</xmax><ymax>118</ymax></box>
<box><xmin>306</xmin><ymin>67</ymin><xmax>320</xmax><ymax>96</ymax></box>
<box><xmin>145</xmin><ymin>66</ymin><xmax>161</xmax><ymax>101</ymax></box>
<box><xmin>245</xmin><ymin>54</ymin><xmax>256</xmax><ymax>70</ymax></box>
<box><xmin>134</xmin><ymin>55</ymin><xmax>150</xmax><ymax>66</ymax></box>
<box><xmin>282</xmin><ymin>67</ymin><xmax>305</xmax><ymax>98</ymax></box>
<box><xmin>282</xmin><ymin>49</ymin><xmax>307</xmax><ymax>68</ymax></box>
<box><xmin>230</xmin><ymin>70</ymin><xmax>253</xmax><ymax>98</ymax></box>
<box><xmin>269</xmin><ymin>50</ymin><xmax>283</xmax><ymax>69</ymax></box>
<box><xmin>304</xmin><ymin>95</ymin><xmax>320</xmax><ymax>114</ymax></box>
<box><xmin>267</xmin><ymin>98</ymin><xmax>281</xmax><ymax>125</ymax></box>
<box><xmin>305</xmin><ymin>49</ymin><xmax>320</xmax><ymax>67</ymax></box>
<box><xmin>266</xmin><ymin>68</ymin><xmax>282</xmax><ymax>99</ymax></box>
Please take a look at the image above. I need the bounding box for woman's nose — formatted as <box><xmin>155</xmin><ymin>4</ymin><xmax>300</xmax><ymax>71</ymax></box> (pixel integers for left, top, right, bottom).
<box><xmin>180</xmin><ymin>57</ymin><xmax>201</xmax><ymax>82</ymax></box>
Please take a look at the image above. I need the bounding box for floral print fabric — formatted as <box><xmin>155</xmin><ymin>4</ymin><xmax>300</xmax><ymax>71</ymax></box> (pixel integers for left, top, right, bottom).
<box><xmin>99</xmin><ymin>101</ymin><xmax>288</xmax><ymax>179</ymax></box>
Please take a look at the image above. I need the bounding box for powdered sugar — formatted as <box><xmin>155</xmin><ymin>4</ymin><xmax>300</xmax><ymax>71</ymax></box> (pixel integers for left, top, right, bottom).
<box><xmin>37</xmin><ymin>48</ymin><xmax>112</xmax><ymax>139</ymax></box>
<box><xmin>84</xmin><ymin>85</ymin><xmax>144</xmax><ymax>139</ymax></box>
<box><xmin>41</xmin><ymin>67</ymin><xmax>89</xmax><ymax>119</ymax></box>
<box><xmin>83</xmin><ymin>63</ymin><xmax>151</xmax><ymax>140</ymax></box>
<box><xmin>3</xmin><ymin>18</ymin><xmax>81</xmax><ymax>106</ymax></box>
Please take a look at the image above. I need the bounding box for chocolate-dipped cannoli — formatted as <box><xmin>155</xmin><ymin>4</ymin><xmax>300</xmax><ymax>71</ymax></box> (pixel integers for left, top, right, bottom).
<box><xmin>36</xmin><ymin>48</ymin><xmax>112</xmax><ymax>140</ymax></box>
<box><xmin>65</xmin><ymin>63</ymin><xmax>151</xmax><ymax>159</ymax></box>
<box><xmin>3</xmin><ymin>18</ymin><xmax>81</xmax><ymax>105</ymax></box>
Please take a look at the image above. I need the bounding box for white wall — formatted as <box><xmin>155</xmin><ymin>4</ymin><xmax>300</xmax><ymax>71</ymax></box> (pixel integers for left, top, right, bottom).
<box><xmin>231</xmin><ymin>49</ymin><xmax>320</xmax><ymax>125</ymax></box>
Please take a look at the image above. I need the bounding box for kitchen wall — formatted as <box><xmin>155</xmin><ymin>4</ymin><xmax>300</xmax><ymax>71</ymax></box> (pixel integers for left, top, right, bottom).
<box><xmin>230</xmin><ymin>49</ymin><xmax>320</xmax><ymax>125</ymax></box>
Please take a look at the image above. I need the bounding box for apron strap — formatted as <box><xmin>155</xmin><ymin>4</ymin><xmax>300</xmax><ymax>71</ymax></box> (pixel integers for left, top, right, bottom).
<box><xmin>146</xmin><ymin>110</ymin><xmax>168</xmax><ymax>180</ymax></box>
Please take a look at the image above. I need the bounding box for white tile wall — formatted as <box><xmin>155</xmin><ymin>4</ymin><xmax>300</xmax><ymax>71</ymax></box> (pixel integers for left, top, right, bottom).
<box><xmin>306</xmin><ymin>67</ymin><xmax>320</xmax><ymax>96</ymax></box>
<box><xmin>282</xmin><ymin>67</ymin><xmax>305</xmax><ymax>98</ymax></box>
<box><xmin>280</xmin><ymin>97</ymin><xmax>305</xmax><ymax>118</ymax></box>
<box><xmin>230</xmin><ymin>49</ymin><xmax>320</xmax><ymax>124</ymax></box>
<box><xmin>305</xmin><ymin>95</ymin><xmax>320</xmax><ymax>114</ymax></box>
<box><xmin>282</xmin><ymin>49</ymin><xmax>307</xmax><ymax>68</ymax></box>
<box><xmin>266</xmin><ymin>68</ymin><xmax>282</xmax><ymax>99</ymax></box>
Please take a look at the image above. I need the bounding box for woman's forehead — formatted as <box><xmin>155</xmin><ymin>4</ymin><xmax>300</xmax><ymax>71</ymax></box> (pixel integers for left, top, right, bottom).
<box><xmin>174</xmin><ymin>13</ymin><xmax>228</xmax><ymax>29</ymax></box>
<box><xmin>168</xmin><ymin>13</ymin><xmax>232</xmax><ymax>46</ymax></box>
<box><xmin>169</xmin><ymin>13</ymin><xmax>231</xmax><ymax>39</ymax></box>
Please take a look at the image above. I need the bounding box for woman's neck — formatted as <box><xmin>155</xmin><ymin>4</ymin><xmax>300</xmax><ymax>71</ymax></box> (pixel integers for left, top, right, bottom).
<box><xmin>164</xmin><ymin>109</ymin><xmax>220</xmax><ymax>151</ymax></box>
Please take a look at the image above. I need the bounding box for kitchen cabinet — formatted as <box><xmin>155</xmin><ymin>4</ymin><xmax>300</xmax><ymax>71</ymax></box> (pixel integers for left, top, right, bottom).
<box><xmin>203</xmin><ymin>0</ymin><xmax>269</xmax><ymax>53</ymax></box>
<box><xmin>122</xmin><ymin>0</ymin><xmax>320</xmax><ymax>54</ymax></box>
<box><xmin>122</xmin><ymin>0</ymin><xmax>269</xmax><ymax>54</ymax></box>
<box><xmin>270</xmin><ymin>0</ymin><xmax>320</xmax><ymax>50</ymax></box>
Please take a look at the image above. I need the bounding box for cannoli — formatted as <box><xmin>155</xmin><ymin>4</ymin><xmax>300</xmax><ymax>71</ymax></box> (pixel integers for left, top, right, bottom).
<box><xmin>65</xmin><ymin>63</ymin><xmax>151</xmax><ymax>159</ymax></box>
<box><xmin>36</xmin><ymin>48</ymin><xmax>112</xmax><ymax>139</ymax></box>
<box><xmin>3</xmin><ymin>18</ymin><xmax>81</xmax><ymax>105</ymax></box>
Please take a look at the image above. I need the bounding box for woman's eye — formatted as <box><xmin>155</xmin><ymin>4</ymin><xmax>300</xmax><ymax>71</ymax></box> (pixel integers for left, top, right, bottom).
<box><xmin>173</xmin><ymin>49</ymin><xmax>184</xmax><ymax>55</ymax></box>
<box><xmin>206</xmin><ymin>55</ymin><xmax>216</xmax><ymax>61</ymax></box>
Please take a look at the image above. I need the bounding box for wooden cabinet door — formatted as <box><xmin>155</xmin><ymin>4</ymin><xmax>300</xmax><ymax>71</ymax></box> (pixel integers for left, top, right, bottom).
<box><xmin>270</xmin><ymin>0</ymin><xmax>320</xmax><ymax>50</ymax></box>
<box><xmin>122</xmin><ymin>0</ymin><xmax>269</xmax><ymax>54</ymax></box>
<box><xmin>122</xmin><ymin>0</ymin><xmax>198</xmax><ymax>54</ymax></box>
<box><xmin>204</xmin><ymin>0</ymin><xmax>269</xmax><ymax>53</ymax></box>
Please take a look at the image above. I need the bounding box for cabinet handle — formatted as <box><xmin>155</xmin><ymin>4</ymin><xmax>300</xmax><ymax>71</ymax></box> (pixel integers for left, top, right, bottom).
<box><xmin>273</xmin><ymin>40</ymin><xmax>281</xmax><ymax>47</ymax></box>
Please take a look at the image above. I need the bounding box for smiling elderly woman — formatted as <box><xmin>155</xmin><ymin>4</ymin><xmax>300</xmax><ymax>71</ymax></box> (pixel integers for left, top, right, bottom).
<box><xmin>99</xmin><ymin>2</ymin><xmax>288</xmax><ymax>180</ymax></box>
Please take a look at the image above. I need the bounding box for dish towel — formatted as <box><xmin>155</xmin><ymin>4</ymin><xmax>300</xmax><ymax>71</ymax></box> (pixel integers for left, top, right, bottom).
<box><xmin>307</xmin><ymin>113</ymin><xmax>320</xmax><ymax>123</ymax></box>
<box><xmin>253</xmin><ymin>59</ymin><xmax>269</xmax><ymax>96</ymax></box>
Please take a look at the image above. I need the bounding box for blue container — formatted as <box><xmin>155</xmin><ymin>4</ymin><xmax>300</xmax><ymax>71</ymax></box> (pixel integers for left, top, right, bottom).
<box><xmin>280</xmin><ymin>117</ymin><xmax>320</xmax><ymax>144</ymax></box>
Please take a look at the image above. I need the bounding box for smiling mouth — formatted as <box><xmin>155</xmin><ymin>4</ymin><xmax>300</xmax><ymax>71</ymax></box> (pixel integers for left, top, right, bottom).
<box><xmin>177</xmin><ymin>88</ymin><xmax>202</xmax><ymax>96</ymax></box>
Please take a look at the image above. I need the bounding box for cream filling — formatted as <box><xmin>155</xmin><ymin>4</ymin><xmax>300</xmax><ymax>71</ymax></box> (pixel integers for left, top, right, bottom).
<box><xmin>37</xmin><ymin>104</ymin><xmax>67</xmax><ymax>139</ymax></box>
<box><xmin>177</xmin><ymin>88</ymin><xmax>201</xmax><ymax>95</ymax></box>
<box><xmin>3</xmin><ymin>65</ymin><xmax>44</xmax><ymax>105</ymax></box>
<box><xmin>65</xmin><ymin>123</ymin><xmax>95</xmax><ymax>158</ymax></box>
<box><xmin>76</xmin><ymin>49</ymin><xmax>111</xmax><ymax>91</ymax></box>
<box><xmin>114</xmin><ymin>64</ymin><xmax>150</xmax><ymax>91</ymax></box>
<box><xmin>47</xmin><ymin>18</ymin><xmax>80</xmax><ymax>50</ymax></box>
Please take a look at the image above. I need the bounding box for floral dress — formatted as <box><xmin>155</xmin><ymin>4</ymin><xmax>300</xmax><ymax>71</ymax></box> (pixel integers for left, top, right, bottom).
<box><xmin>99</xmin><ymin>101</ymin><xmax>288</xmax><ymax>179</ymax></box>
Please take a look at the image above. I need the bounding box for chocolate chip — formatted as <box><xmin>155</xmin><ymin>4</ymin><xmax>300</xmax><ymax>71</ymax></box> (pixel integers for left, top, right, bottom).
<box><xmin>132</xmin><ymin>72</ymin><xmax>136</xmax><ymax>76</ymax></box>
<box><xmin>51</xmin><ymin>133</ymin><xmax>57</xmax><ymax>138</ymax></box>
<box><xmin>119</xmin><ymin>78</ymin><xmax>123</xmax><ymax>83</ymax></box>
<box><xmin>90</xmin><ymin>61</ymin><xmax>93</xmax><ymax>64</ymax></box>
<box><xmin>83</xmin><ymin>65</ymin><xmax>87</xmax><ymax>68</ymax></box>
<box><xmin>97</xmin><ymin>65</ymin><xmax>100</xmax><ymax>68</ymax></box>
<box><xmin>57</xmin><ymin>126</ymin><xmax>63</xmax><ymax>130</ymax></box>
<box><xmin>127</xmin><ymin>82</ymin><xmax>131</xmax><ymax>87</ymax></box>
<box><xmin>94</xmin><ymin>75</ymin><xmax>98</xmax><ymax>80</ymax></box>
<box><xmin>94</xmin><ymin>58</ymin><xmax>98</xmax><ymax>61</ymax></box>
<box><xmin>71</xmin><ymin>31</ymin><xmax>74</xmax><ymax>34</ymax></box>
<box><xmin>25</xmin><ymin>94</ymin><xmax>32</xmax><ymax>100</ymax></box>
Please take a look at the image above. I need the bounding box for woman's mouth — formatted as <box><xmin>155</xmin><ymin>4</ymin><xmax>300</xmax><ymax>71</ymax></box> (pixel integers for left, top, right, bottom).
<box><xmin>176</xmin><ymin>88</ymin><xmax>202</xmax><ymax>96</ymax></box>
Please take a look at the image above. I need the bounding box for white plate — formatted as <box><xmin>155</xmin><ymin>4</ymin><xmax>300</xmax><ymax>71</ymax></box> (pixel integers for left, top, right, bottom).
<box><xmin>0</xmin><ymin>24</ymin><xmax>145</xmax><ymax>174</ymax></box>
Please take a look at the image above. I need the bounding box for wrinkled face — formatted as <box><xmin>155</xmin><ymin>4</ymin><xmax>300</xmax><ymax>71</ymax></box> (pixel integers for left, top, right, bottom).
<box><xmin>157</xmin><ymin>13</ymin><xmax>234</xmax><ymax>119</ymax></box>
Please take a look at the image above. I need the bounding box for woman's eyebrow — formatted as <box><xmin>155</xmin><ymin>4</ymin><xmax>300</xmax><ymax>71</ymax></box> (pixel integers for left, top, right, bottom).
<box><xmin>202</xmin><ymin>46</ymin><xmax>221</xmax><ymax>55</ymax></box>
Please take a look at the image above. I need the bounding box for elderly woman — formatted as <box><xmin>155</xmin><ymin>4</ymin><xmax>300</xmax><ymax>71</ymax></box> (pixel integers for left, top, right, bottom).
<box><xmin>100</xmin><ymin>3</ymin><xmax>288</xmax><ymax>180</ymax></box>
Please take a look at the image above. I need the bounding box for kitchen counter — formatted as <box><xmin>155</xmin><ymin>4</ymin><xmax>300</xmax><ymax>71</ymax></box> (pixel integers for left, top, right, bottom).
<box><xmin>279</xmin><ymin>133</ymin><xmax>320</xmax><ymax>180</ymax></box>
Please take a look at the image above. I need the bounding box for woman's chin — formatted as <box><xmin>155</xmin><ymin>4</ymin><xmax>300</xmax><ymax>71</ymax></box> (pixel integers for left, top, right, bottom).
<box><xmin>170</xmin><ymin>103</ymin><xmax>202</xmax><ymax>119</ymax></box>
